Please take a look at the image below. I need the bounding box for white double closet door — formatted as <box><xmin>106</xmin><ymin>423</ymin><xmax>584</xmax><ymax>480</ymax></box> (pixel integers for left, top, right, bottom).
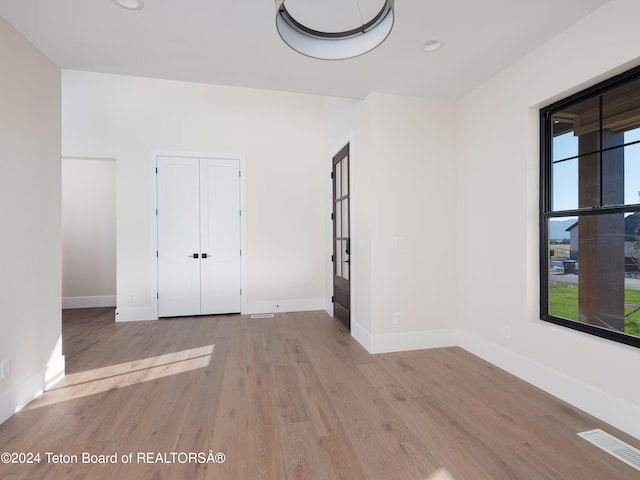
<box><xmin>157</xmin><ymin>156</ymin><xmax>241</xmax><ymax>317</ymax></box>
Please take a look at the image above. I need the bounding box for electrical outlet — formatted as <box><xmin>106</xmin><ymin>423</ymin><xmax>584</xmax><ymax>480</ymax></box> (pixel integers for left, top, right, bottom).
<box><xmin>503</xmin><ymin>325</ymin><xmax>511</xmax><ymax>340</ymax></box>
<box><xmin>1</xmin><ymin>358</ymin><xmax>11</xmax><ymax>379</ymax></box>
<box><xmin>394</xmin><ymin>313</ymin><xmax>402</xmax><ymax>325</ymax></box>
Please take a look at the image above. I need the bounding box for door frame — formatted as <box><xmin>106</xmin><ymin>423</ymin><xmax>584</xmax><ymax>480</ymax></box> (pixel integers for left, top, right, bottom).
<box><xmin>149</xmin><ymin>150</ymin><xmax>246</xmax><ymax>319</ymax></box>
<box><xmin>332</xmin><ymin>143</ymin><xmax>351</xmax><ymax>330</ymax></box>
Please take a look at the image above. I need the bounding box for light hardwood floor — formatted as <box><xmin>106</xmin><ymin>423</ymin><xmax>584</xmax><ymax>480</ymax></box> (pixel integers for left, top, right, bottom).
<box><xmin>0</xmin><ymin>308</ymin><xmax>639</xmax><ymax>479</ymax></box>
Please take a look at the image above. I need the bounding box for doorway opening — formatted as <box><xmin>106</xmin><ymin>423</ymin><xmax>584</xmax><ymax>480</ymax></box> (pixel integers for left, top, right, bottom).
<box><xmin>332</xmin><ymin>144</ymin><xmax>351</xmax><ymax>329</ymax></box>
<box><xmin>62</xmin><ymin>157</ymin><xmax>116</xmax><ymax>309</ymax></box>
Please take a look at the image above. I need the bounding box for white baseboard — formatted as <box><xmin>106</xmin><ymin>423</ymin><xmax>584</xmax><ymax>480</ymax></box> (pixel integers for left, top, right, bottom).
<box><xmin>458</xmin><ymin>331</ymin><xmax>640</xmax><ymax>441</ymax></box>
<box><xmin>62</xmin><ymin>295</ymin><xmax>116</xmax><ymax>309</ymax></box>
<box><xmin>242</xmin><ymin>298</ymin><xmax>326</xmax><ymax>316</ymax></box>
<box><xmin>0</xmin><ymin>353</ymin><xmax>65</xmax><ymax>425</ymax></box>
<box><xmin>115</xmin><ymin>306</ymin><xmax>158</xmax><ymax>322</ymax></box>
<box><xmin>350</xmin><ymin>325</ymin><xmax>640</xmax><ymax>441</ymax></box>
<box><xmin>116</xmin><ymin>298</ymin><xmax>326</xmax><ymax>321</ymax></box>
<box><xmin>351</xmin><ymin>321</ymin><xmax>372</xmax><ymax>352</ymax></box>
<box><xmin>45</xmin><ymin>351</ymin><xmax>66</xmax><ymax>389</ymax></box>
<box><xmin>324</xmin><ymin>299</ymin><xmax>334</xmax><ymax>317</ymax></box>
<box><xmin>359</xmin><ymin>327</ymin><xmax>459</xmax><ymax>354</ymax></box>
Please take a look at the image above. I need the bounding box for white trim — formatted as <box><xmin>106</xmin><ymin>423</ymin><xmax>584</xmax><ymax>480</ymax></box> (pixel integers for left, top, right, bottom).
<box><xmin>147</xmin><ymin>150</ymin><xmax>246</xmax><ymax>321</ymax></box>
<box><xmin>61</xmin><ymin>156</ymin><xmax>115</xmax><ymax>162</ymax></box>
<box><xmin>242</xmin><ymin>298</ymin><xmax>325</xmax><ymax>316</ymax></box>
<box><xmin>0</xmin><ymin>353</ymin><xmax>65</xmax><ymax>425</ymax></box>
<box><xmin>239</xmin><ymin>156</ymin><xmax>247</xmax><ymax>317</ymax></box>
<box><xmin>115</xmin><ymin>306</ymin><xmax>157</xmax><ymax>322</ymax></box>
<box><xmin>349</xmin><ymin>325</ymin><xmax>640</xmax><ymax>441</ymax></box>
<box><xmin>62</xmin><ymin>295</ymin><xmax>116</xmax><ymax>309</ymax></box>
<box><xmin>324</xmin><ymin>299</ymin><xmax>334</xmax><ymax>317</ymax></box>
<box><xmin>458</xmin><ymin>331</ymin><xmax>640</xmax><ymax>441</ymax></box>
<box><xmin>350</xmin><ymin>320</ymin><xmax>372</xmax><ymax>352</ymax></box>
<box><xmin>45</xmin><ymin>351</ymin><xmax>66</xmax><ymax>389</ymax></box>
<box><xmin>367</xmin><ymin>328</ymin><xmax>458</xmax><ymax>354</ymax></box>
<box><xmin>149</xmin><ymin>151</ymin><xmax>159</xmax><ymax>321</ymax></box>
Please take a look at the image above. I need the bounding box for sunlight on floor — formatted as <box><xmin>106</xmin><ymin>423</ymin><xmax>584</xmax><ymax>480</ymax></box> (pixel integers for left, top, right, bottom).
<box><xmin>23</xmin><ymin>345</ymin><xmax>215</xmax><ymax>410</ymax></box>
<box><xmin>425</xmin><ymin>467</ymin><xmax>456</xmax><ymax>480</ymax></box>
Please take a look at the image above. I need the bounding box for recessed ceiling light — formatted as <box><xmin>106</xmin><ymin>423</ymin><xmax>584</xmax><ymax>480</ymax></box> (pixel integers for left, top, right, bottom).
<box><xmin>422</xmin><ymin>39</ymin><xmax>442</xmax><ymax>52</ymax></box>
<box><xmin>275</xmin><ymin>0</ymin><xmax>395</xmax><ymax>60</ymax></box>
<box><xmin>112</xmin><ymin>0</ymin><xmax>144</xmax><ymax>10</ymax></box>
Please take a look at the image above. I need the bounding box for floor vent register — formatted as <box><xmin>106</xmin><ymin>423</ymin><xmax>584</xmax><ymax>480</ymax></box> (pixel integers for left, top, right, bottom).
<box><xmin>577</xmin><ymin>429</ymin><xmax>640</xmax><ymax>472</ymax></box>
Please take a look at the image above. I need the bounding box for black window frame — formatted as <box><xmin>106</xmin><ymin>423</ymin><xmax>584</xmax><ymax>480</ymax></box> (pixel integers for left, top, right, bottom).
<box><xmin>540</xmin><ymin>65</ymin><xmax>640</xmax><ymax>349</ymax></box>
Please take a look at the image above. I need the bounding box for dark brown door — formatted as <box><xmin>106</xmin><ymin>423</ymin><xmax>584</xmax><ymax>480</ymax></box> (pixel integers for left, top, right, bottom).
<box><xmin>332</xmin><ymin>144</ymin><xmax>350</xmax><ymax>329</ymax></box>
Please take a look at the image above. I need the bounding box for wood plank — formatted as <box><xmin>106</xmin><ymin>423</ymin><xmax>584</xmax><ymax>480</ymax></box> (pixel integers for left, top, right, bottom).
<box><xmin>1</xmin><ymin>307</ymin><xmax>639</xmax><ymax>479</ymax></box>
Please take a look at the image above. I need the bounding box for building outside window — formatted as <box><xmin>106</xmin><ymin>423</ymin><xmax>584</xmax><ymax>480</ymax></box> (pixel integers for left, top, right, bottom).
<box><xmin>540</xmin><ymin>66</ymin><xmax>640</xmax><ymax>348</ymax></box>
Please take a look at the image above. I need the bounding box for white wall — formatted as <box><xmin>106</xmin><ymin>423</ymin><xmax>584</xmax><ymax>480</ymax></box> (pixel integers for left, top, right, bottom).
<box><xmin>323</xmin><ymin>96</ymin><xmax>374</xmax><ymax>339</ymax></box>
<box><xmin>324</xmin><ymin>93</ymin><xmax>458</xmax><ymax>351</ymax></box>
<box><xmin>456</xmin><ymin>0</ymin><xmax>640</xmax><ymax>438</ymax></box>
<box><xmin>62</xmin><ymin>71</ymin><xmax>327</xmax><ymax>319</ymax></box>
<box><xmin>62</xmin><ymin>157</ymin><xmax>116</xmax><ymax>308</ymax></box>
<box><xmin>53</xmin><ymin>0</ymin><xmax>640</xmax><ymax>441</ymax></box>
<box><xmin>368</xmin><ymin>93</ymin><xmax>458</xmax><ymax>339</ymax></box>
<box><xmin>0</xmin><ymin>18</ymin><xmax>63</xmax><ymax>423</ymax></box>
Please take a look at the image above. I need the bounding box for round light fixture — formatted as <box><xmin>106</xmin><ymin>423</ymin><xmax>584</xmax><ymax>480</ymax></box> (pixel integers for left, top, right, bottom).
<box><xmin>112</xmin><ymin>0</ymin><xmax>144</xmax><ymax>10</ymax></box>
<box><xmin>275</xmin><ymin>0</ymin><xmax>394</xmax><ymax>60</ymax></box>
<box><xmin>422</xmin><ymin>39</ymin><xmax>442</xmax><ymax>52</ymax></box>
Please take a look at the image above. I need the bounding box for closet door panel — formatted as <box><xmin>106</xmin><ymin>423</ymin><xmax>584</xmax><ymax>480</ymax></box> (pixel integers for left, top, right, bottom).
<box><xmin>200</xmin><ymin>158</ymin><xmax>241</xmax><ymax>314</ymax></box>
<box><xmin>157</xmin><ymin>156</ymin><xmax>201</xmax><ymax>317</ymax></box>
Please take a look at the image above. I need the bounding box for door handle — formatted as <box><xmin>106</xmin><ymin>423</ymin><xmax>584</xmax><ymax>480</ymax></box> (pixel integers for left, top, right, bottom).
<box><xmin>202</xmin><ymin>253</ymin><xmax>208</xmax><ymax>259</ymax></box>
<box><xmin>189</xmin><ymin>253</ymin><xmax>199</xmax><ymax>258</ymax></box>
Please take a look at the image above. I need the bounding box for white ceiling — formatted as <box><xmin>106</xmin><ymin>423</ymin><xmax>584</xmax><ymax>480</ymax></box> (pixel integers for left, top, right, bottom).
<box><xmin>0</xmin><ymin>0</ymin><xmax>609</xmax><ymax>100</ymax></box>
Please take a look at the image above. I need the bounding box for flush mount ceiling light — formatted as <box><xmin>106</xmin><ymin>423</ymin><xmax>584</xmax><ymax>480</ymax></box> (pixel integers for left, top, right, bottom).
<box><xmin>112</xmin><ymin>0</ymin><xmax>144</xmax><ymax>10</ymax></box>
<box><xmin>275</xmin><ymin>0</ymin><xmax>394</xmax><ymax>60</ymax></box>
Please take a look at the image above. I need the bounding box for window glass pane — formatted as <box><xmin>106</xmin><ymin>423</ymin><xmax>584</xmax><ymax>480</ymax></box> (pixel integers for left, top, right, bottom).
<box><xmin>543</xmin><ymin>66</ymin><xmax>640</xmax><ymax>347</ymax></box>
<box><xmin>548</xmin><ymin>216</ymin><xmax>575</xmax><ymax>256</ymax></box>
<box><xmin>551</xmin><ymin>97</ymin><xmax>600</xmax><ymax>159</ymax></box>
<box><xmin>342</xmin><ymin>198</ymin><xmax>349</xmax><ymax>238</ymax></box>
<box><xmin>342</xmin><ymin>239</ymin><xmax>349</xmax><ymax>280</ymax></box>
<box><xmin>548</xmin><ymin>212</ymin><xmax>640</xmax><ymax>340</ymax></box>
<box><xmin>601</xmin><ymin>78</ymin><xmax>640</xmax><ymax>149</ymax></box>
<box><xmin>628</xmin><ymin>212</ymin><xmax>640</xmax><ymax>261</ymax></box>
<box><xmin>625</xmin><ymin>126</ymin><xmax>640</xmax><ymax>143</ymax></box>
<box><xmin>625</xmin><ymin>140</ymin><xmax>640</xmax><ymax>206</ymax></box>
<box><xmin>552</xmin><ymin>131</ymin><xmax>578</xmax><ymax>163</ymax></box>
<box><xmin>552</xmin><ymin>157</ymin><xmax>578</xmax><ymax>211</ymax></box>
<box><xmin>335</xmin><ymin>240</ymin><xmax>341</xmax><ymax>277</ymax></box>
<box><xmin>335</xmin><ymin>163</ymin><xmax>342</xmax><ymax>199</ymax></box>
<box><xmin>548</xmin><ymin>216</ymin><xmax>578</xmax><ymax>323</ymax></box>
<box><xmin>601</xmin><ymin>145</ymin><xmax>625</xmax><ymax>206</ymax></box>
<box><xmin>342</xmin><ymin>156</ymin><xmax>349</xmax><ymax>197</ymax></box>
<box><xmin>599</xmin><ymin>141</ymin><xmax>640</xmax><ymax>207</ymax></box>
<box><xmin>548</xmin><ymin>215</ymin><xmax>578</xmax><ymax>324</ymax></box>
<box><xmin>335</xmin><ymin>199</ymin><xmax>341</xmax><ymax>238</ymax></box>
<box><xmin>576</xmin><ymin>152</ymin><xmax>601</xmax><ymax>209</ymax></box>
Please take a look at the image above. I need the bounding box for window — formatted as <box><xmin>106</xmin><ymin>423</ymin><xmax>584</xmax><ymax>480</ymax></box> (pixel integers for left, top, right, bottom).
<box><xmin>541</xmin><ymin>66</ymin><xmax>640</xmax><ymax>348</ymax></box>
